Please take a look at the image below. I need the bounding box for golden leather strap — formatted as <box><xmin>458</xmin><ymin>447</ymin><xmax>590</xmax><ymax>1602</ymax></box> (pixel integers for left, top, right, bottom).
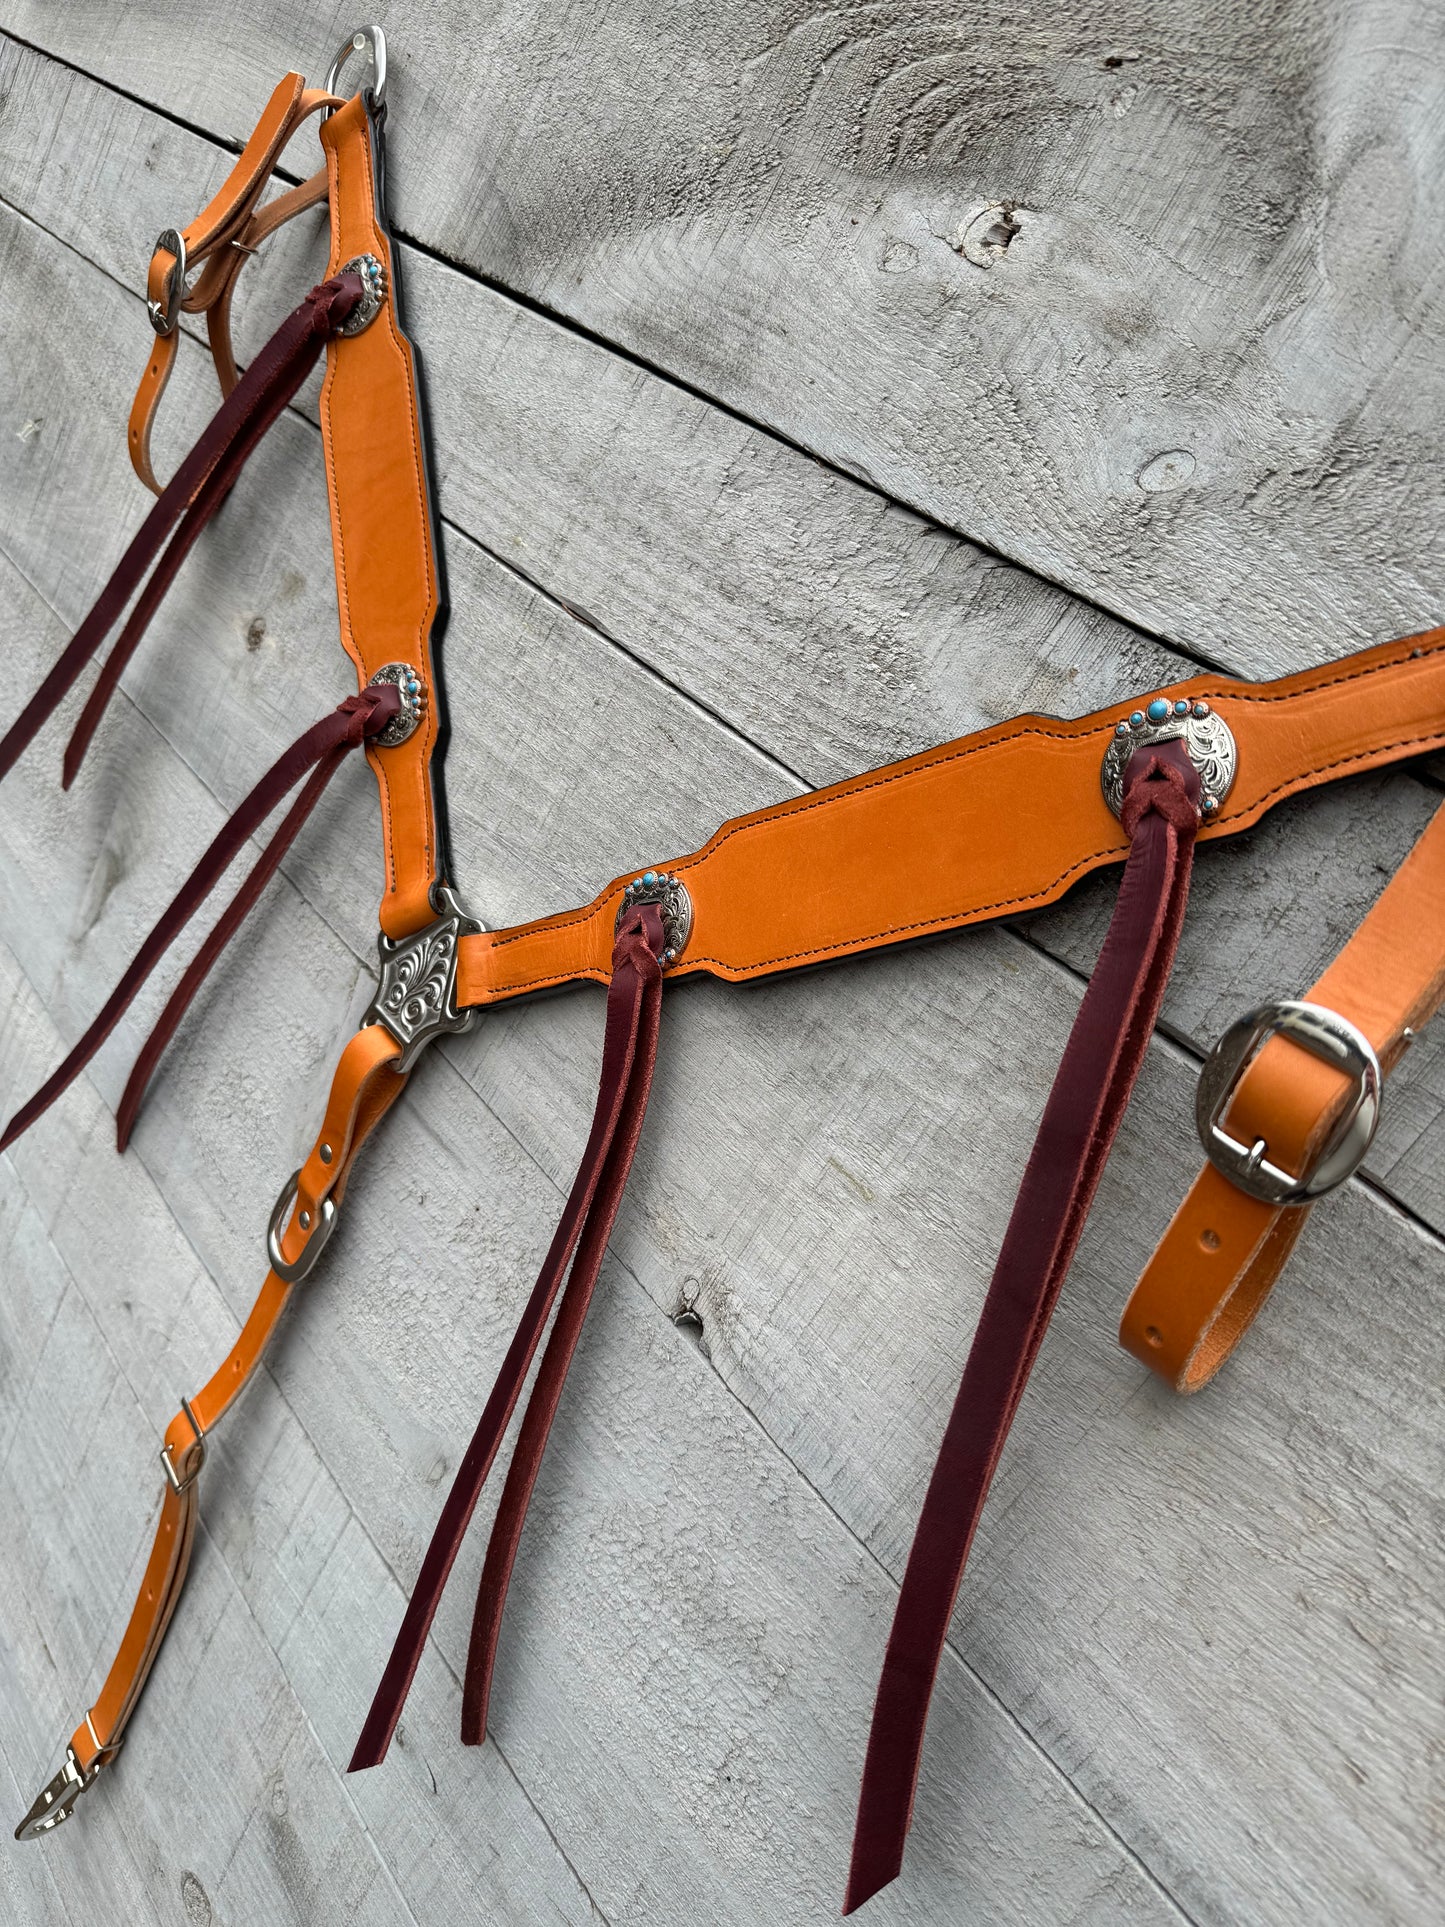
<box><xmin>455</xmin><ymin>629</ymin><xmax>1445</xmax><ymax>1007</ymax></box>
<box><xmin>318</xmin><ymin>96</ymin><xmax>448</xmax><ymax>939</ymax></box>
<box><xmin>16</xmin><ymin>1024</ymin><xmax>405</xmax><ymax>1838</ymax></box>
<box><xmin>1119</xmin><ymin>798</ymin><xmax>1445</xmax><ymax>1391</ymax></box>
<box><xmin>128</xmin><ymin>72</ymin><xmax>338</xmax><ymax>493</ymax></box>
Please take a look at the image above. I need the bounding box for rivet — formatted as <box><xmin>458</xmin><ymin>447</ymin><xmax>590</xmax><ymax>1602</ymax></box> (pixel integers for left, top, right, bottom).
<box><xmin>298</xmin><ymin>1210</ymin><xmax>312</xmax><ymax>1231</ymax></box>
<box><xmin>319</xmin><ymin>1143</ymin><xmax>333</xmax><ymax>1165</ymax></box>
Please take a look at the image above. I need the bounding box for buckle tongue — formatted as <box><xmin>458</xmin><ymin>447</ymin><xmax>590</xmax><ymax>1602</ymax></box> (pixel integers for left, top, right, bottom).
<box><xmin>1196</xmin><ymin>999</ymin><xmax>1382</xmax><ymax>1205</ymax></box>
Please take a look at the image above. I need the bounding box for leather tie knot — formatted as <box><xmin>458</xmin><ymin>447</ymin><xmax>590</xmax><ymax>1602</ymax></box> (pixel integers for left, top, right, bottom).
<box><xmin>614</xmin><ymin>910</ymin><xmax>665</xmax><ymax>985</ymax></box>
<box><xmin>1120</xmin><ymin>745</ymin><xmax>1202</xmax><ymax>839</ymax></box>
<box><xmin>341</xmin><ymin>683</ymin><xmax>402</xmax><ymax>743</ymax></box>
<box><xmin>307</xmin><ymin>270</ymin><xmax>365</xmax><ymax>337</ymax></box>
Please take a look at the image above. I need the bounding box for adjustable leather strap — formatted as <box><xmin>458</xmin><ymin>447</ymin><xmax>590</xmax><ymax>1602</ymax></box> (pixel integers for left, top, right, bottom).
<box><xmin>0</xmin><ymin>272</ymin><xmax>366</xmax><ymax>791</ymax></box>
<box><xmin>845</xmin><ymin>743</ymin><xmax>1201</xmax><ymax>1914</ymax></box>
<box><xmin>129</xmin><ymin>71</ymin><xmax>339</xmax><ymax>493</ymax></box>
<box><xmin>15</xmin><ymin>1023</ymin><xmax>407</xmax><ymax>1839</ymax></box>
<box><xmin>1120</xmin><ymin>796</ymin><xmax>1445</xmax><ymax>1391</ymax></box>
<box><xmin>1</xmin><ymin>683</ymin><xmax>401</xmax><ymax>1155</ymax></box>
<box><xmin>454</xmin><ymin>629</ymin><xmax>1445</xmax><ymax>1008</ymax></box>
<box><xmin>349</xmin><ymin>904</ymin><xmax>667</xmax><ymax>1772</ymax></box>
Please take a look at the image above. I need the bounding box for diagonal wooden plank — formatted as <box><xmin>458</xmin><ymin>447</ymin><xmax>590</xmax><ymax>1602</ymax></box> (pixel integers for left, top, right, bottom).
<box><xmin>1</xmin><ymin>4</ymin><xmax>1442</xmax><ymax>666</ymax></box>
<box><xmin>0</xmin><ymin>389</ymin><xmax>1438</xmax><ymax>1925</ymax></box>
<box><xmin>0</xmin><ymin>57</ymin><xmax>1440</xmax><ymax>1239</ymax></box>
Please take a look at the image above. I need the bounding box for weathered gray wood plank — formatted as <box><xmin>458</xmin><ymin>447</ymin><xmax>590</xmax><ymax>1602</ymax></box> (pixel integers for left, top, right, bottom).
<box><xmin>0</xmin><ymin>19</ymin><xmax>1442</xmax><ymax>1927</ymax></box>
<box><xmin>0</xmin><ymin>278</ymin><xmax>1441</xmax><ymax>1927</ymax></box>
<box><xmin>3</xmin><ymin>1</ymin><xmax>1443</xmax><ymax>667</ymax></box>
<box><xmin>0</xmin><ymin>564</ymin><xmax>1187</xmax><ymax>1921</ymax></box>
<box><xmin>2</xmin><ymin>39</ymin><xmax>1442</xmax><ymax>1238</ymax></box>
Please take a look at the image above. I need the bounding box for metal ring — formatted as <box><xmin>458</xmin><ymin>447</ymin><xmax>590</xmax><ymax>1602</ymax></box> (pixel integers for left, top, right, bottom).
<box><xmin>1196</xmin><ymin>999</ymin><xmax>1382</xmax><ymax>1205</ymax></box>
<box><xmin>266</xmin><ymin>1168</ymin><xmax>338</xmax><ymax>1284</ymax></box>
<box><xmin>324</xmin><ymin>24</ymin><xmax>387</xmax><ymax>116</ymax></box>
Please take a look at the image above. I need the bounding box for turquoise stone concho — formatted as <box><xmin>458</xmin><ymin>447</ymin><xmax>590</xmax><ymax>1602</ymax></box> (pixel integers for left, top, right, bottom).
<box><xmin>1100</xmin><ymin>696</ymin><xmax>1237</xmax><ymax>820</ymax></box>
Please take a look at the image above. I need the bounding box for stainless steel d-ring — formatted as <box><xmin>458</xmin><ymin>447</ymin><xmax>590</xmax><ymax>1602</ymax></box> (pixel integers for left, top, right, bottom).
<box><xmin>324</xmin><ymin>24</ymin><xmax>387</xmax><ymax>116</ymax></box>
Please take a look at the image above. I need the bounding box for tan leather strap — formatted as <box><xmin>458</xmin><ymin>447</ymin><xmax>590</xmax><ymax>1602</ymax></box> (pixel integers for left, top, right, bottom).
<box><xmin>128</xmin><ymin>72</ymin><xmax>338</xmax><ymax>492</ymax></box>
<box><xmin>1120</xmin><ymin>797</ymin><xmax>1445</xmax><ymax>1391</ymax></box>
<box><xmin>318</xmin><ymin>95</ymin><xmax>449</xmax><ymax>939</ymax></box>
<box><xmin>456</xmin><ymin>629</ymin><xmax>1445</xmax><ymax>1007</ymax></box>
<box><xmin>16</xmin><ymin>1023</ymin><xmax>405</xmax><ymax>1836</ymax></box>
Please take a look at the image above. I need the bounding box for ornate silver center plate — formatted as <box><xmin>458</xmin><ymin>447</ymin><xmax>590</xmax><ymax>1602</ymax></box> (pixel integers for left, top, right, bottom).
<box><xmin>1100</xmin><ymin>696</ymin><xmax>1237</xmax><ymax>819</ymax></box>
<box><xmin>364</xmin><ymin>884</ymin><xmax>484</xmax><ymax>1070</ymax></box>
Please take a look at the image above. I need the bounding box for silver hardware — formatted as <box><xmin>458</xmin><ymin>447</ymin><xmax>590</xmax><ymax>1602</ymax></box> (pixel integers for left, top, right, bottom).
<box><xmin>324</xmin><ymin>24</ymin><xmax>387</xmax><ymax>115</ymax></box>
<box><xmin>1101</xmin><ymin>697</ymin><xmax>1238</xmax><ymax>819</ymax></box>
<box><xmin>364</xmin><ymin>884</ymin><xmax>484</xmax><ymax>1072</ymax></box>
<box><xmin>319</xmin><ymin>1143</ymin><xmax>333</xmax><ymax>1164</ymax></box>
<box><xmin>337</xmin><ymin>252</ymin><xmax>388</xmax><ymax>336</ymax></box>
<box><xmin>14</xmin><ymin>1741</ymin><xmax>119</xmax><ymax>1841</ymax></box>
<box><xmin>145</xmin><ymin>227</ymin><xmax>188</xmax><ymax>336</ymax></box>
<box><xmin>367</xmin><ymin>661</ymin><xmax>426</xmax><ymax>745</ymax></box>
<box><xmin>267</xmin><ymin>1170</ymin><xmax>339</xmax><ymax>1285</ymax></box>
<box><xmin>159</xmin><ymin>1397</ymin><xmax>206</xmax><ymax>1496</ymax></box>
<box><xmin>1196</xmin><ymin>999</ymin><xmax>1382</xmax><ymax>1205</ymax></box>
<box><xmin>616</xmin><ymin>870</ymin><xmax>692</xmax><ymax>966</ymax></box>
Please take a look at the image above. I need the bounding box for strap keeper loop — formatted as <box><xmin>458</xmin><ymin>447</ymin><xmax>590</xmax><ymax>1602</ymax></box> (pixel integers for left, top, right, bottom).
<box><xmin>159</xmin><ymin>1397</ymin><xmax>206</xmax><ymax>1496</ymax></box>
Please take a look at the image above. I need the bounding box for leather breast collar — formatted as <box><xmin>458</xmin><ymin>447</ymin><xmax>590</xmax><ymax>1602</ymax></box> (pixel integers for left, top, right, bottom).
<box><xmin>7</xmin><ymin>27</ymin><xmax>1444</xmax><ymax>1913</ymax></box>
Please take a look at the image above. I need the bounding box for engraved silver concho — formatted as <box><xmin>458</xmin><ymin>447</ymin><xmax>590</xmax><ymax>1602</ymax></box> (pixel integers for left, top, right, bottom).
<box><xmin>364</xmin><ymin>884</ymin><xmax>484</xmax><ymax>1071</ymax></box>
<box><xmin>1100</xmin><ymin>697</ymin><xmax>1237</xmax><ymax>819</ymax></box>
<box><xmin>616</xmin><ymin>870</ymin><xmax>692</xmax><ymax>966</ymax></box>
<box><xmin>368</xmin><ymin>662</ymin><xmax>427</xmax><ymax>746</ymax></box>
<box><xmin>337</xmin><ymin>252</ymin><xmax>387</xmax><ymax>335</ymax></box>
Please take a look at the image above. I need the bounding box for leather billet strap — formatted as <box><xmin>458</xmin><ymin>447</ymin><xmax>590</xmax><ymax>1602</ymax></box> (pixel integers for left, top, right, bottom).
<box><xmin>318</xmin><ymin>95</ymin><xmax>451</xmax><ymax>941</ymax></box>
<box><xmin>16</xmin><ymin>1024</ymin><xmax>408</xmax><ymax>1840</ymax></box>
<box><xmin>454</xmin><ymin>629</ymin><xmax>1445</xmax><ymax>1009</ymax></box>
<box><xmin>845</xmin><ymin>743</ymin><xmax>1202</xmax><ymax>1909</ymax></box>
<box><xmin>1120</xmin><ymin>796</ymin><xmax>1445</xmax><ymax>1391</ymax></box>
<box><xmin>349</xmin><ymin>906</ymin><xmax>668</xmax><ymax>1772</ymax></box>
<box><xmin>129</xmin><ymin>71</ymin><xmax>340</xmax><ymax>492</ymax></box>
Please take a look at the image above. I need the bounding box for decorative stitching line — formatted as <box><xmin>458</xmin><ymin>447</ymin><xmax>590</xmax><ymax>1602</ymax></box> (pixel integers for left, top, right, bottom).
<box><xmin>474</xmin><ymin>649</ymin><xmax>1445</xmax><ymax>993</ymax></box>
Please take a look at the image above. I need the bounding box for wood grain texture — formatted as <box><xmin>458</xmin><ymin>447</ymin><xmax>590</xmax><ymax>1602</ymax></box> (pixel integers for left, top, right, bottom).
<box><xmin>0</xmin><ymin>13</ymin><xmax>1442</xmax><ymax>1927</ymax></box>
<box><xmin>2</xmin><ymin>29</ymin><xmax>1443</xmax><ymax>1233</ymax></box>
<box><xmin>3</xmin><ymin>0</ymin><xmax>1444</xmax><ymax>666</ymax></box>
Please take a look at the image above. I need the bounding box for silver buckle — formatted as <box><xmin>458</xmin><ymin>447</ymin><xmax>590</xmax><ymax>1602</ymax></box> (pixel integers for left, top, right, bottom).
<box><xmin>363</xmin><ymin>884</ymin><xmax>483</xmax><ymax>1073</ymax></box>
<box><xmin>1196</xmin><ymin>999</ymin><xmax>1381</xmax><ymax>1205</ymax></box>
<box><xmin>145</xmin><ymin>227</ymin><xmax>188</xmax><ymax>336</ymax></box>
<box><xmin>267</xmin><ymin>1170</ymin><xmax>340</xmax><ymax>1285</ymax></box>
<box><xmin>14</xmin><ymin>1738</ymin><xmax>118</xmax><ymax>1841</ymax></box>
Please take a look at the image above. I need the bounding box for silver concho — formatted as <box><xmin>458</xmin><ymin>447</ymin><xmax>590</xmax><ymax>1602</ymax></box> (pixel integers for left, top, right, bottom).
<box><xmin>363</xmin><ymin>884</ymin><xmax>483</xmax><ymax>1072</ymax></box>
<box><xmin>337</xmin><ymin>252</ymin><xmax>387</xmax><ymax>335</ymax></box>
<box><xmin>368</xmin><ymin>661</ymin><xmax>426</xmax><ymax>746</ymax></box>
<box><xmin>616</xmin><ymin>870</ymin><xmax>692</xmax><ymax>966</ymax></box>
<box><xmin>1100</xmin><ymin>697</ymin><xmax>1237</xmax><ymax>819</ymax></box>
